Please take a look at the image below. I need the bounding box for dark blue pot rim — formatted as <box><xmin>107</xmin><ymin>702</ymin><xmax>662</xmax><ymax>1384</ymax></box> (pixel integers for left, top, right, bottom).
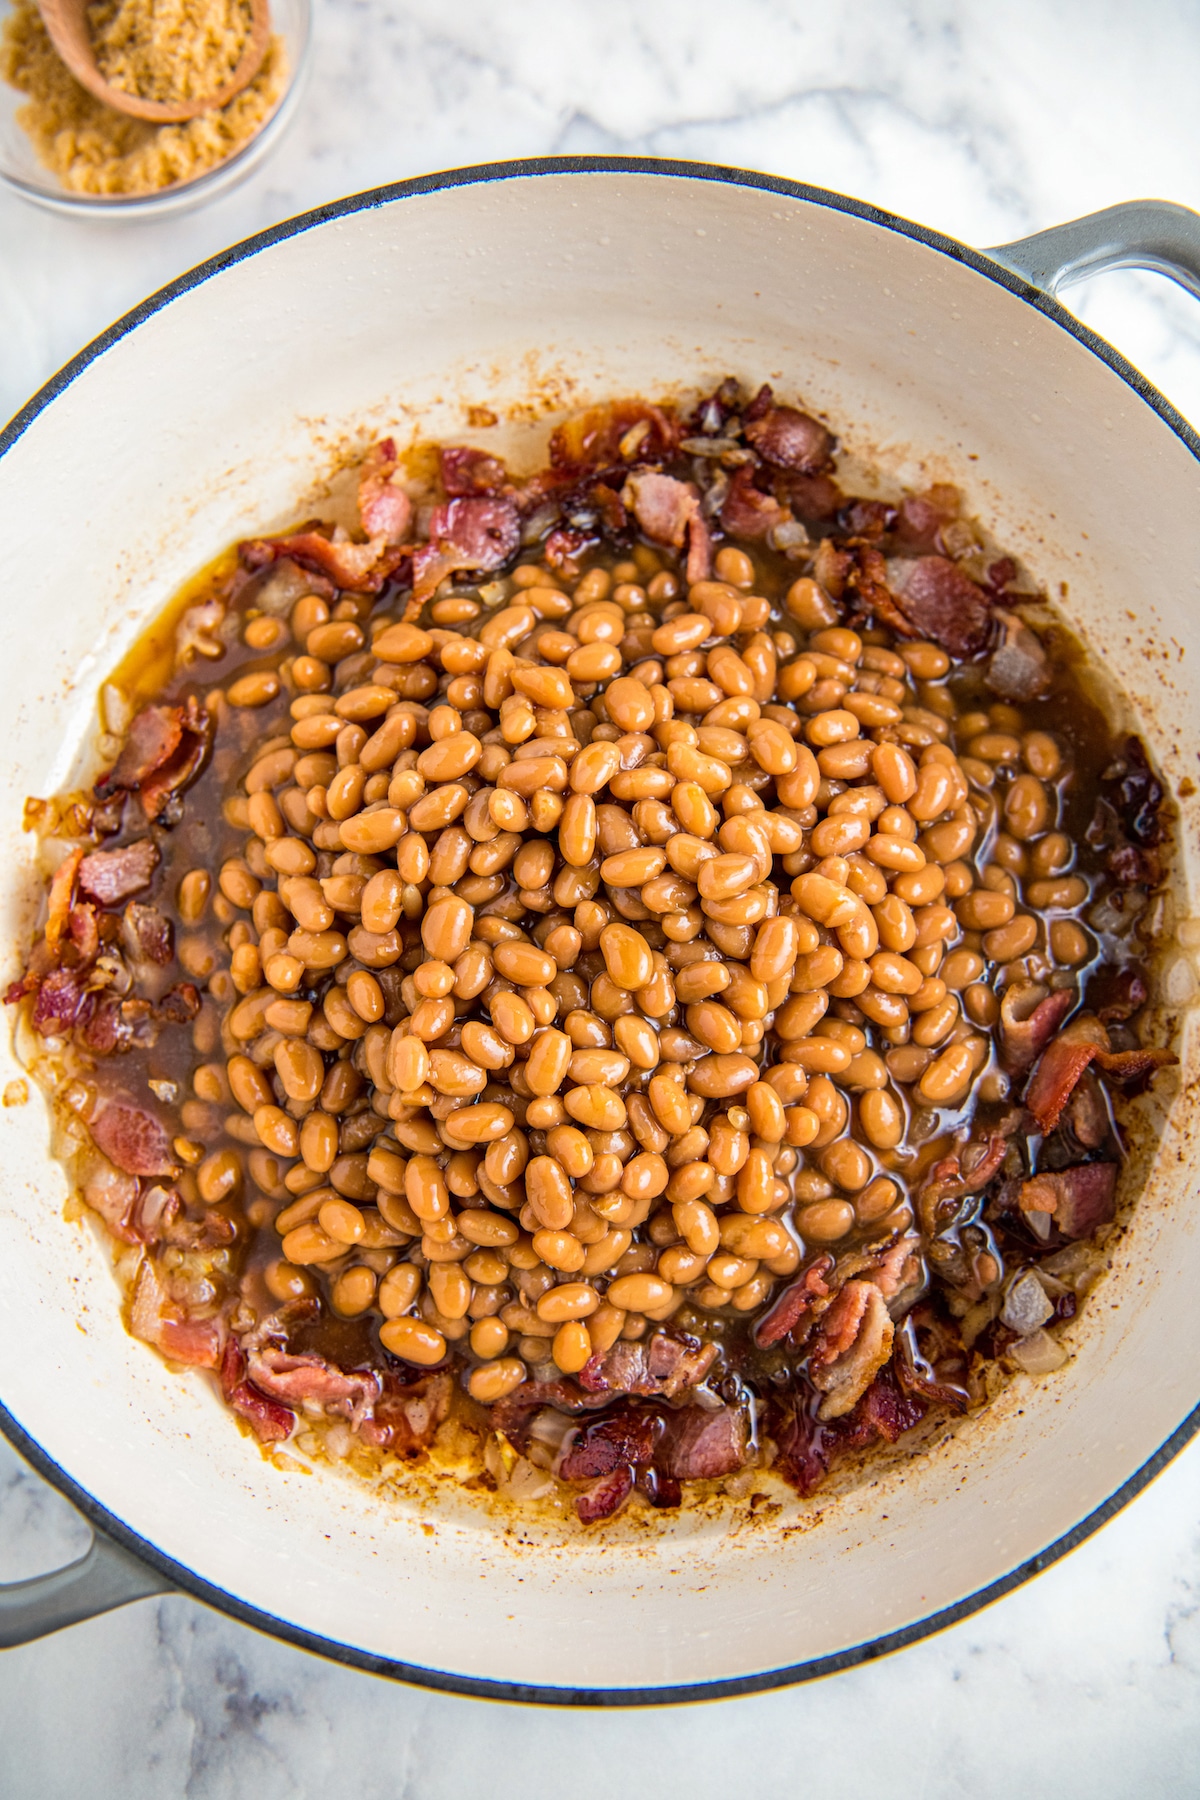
<box><xmin>3</xmin><ymin>155</ymin><xmax>1197</xmax><ymax>1707</ymax></box>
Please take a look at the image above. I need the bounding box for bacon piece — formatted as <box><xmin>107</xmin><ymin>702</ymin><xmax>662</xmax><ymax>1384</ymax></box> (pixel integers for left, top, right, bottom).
<box><xmin>1019</xmin><ymin>1162</ymin><xmax>1118</xmax><ymax>1238</ymax></box>
<box><xmin>155</xmin><ymin>983</ymin><xmax>201</xmax><ymax>1025</ymax></box>
<box><xmin>441</xmin><ymin>445</ymin><xmax>507</xmax><ymax>498</ymax></box>
<box><xmin>489</xmin><ymin>1378</ymin><xmax>613</xmax><ymax>1434</ymax></box>
<box><xmin>917</xmin><ymin>1135</ymin><xmax>1010</xmax><ymax>1235</ymax></box>
<box><xmin>30</xmin><ymin>966</ymin><xmax>89</xmax><ymax>1035</ymax></box>
<box><xmin>129</xmin><ymin>1257</ymin><xmax>220</xmax><ymax>1363</ymax></box>
<box><xmin>890</xmin><ymin>486</ymin><xmax>959</xmax><ymax>554</ymax></box>
<box><xmin>865</xmin><ymin>1233</ymin><xmax>924</xmax><ymax>1302</ymax></box>
<box><xmin>770</xmin><ymin>1393</ymin><xmax>831</xmax><ymax>1496</ymax></box>
<box><xmin>78</xmin><ymin>994</ymin><xmax>132</xmax><ymax>1056</ymax></box>
<box><xmin>657</xmin><ymin>1404</ymin><xmax>748</xmax><ymax>1481</ymax></box>
<box><xmin>1026</xmin><ymin>1037</ymin><xmax>1100</xmax><ymax>1134</ymax></box>
<box><xmin>68</xmin><ymin>904</ymin><xmax>100</xmax><ymax>962</ymax></box>
<box><xmin>621</xmin><ymin>469</ymin><xmax>714</xmax><ymax>581</ymax></box>
<box><xmin>122</xmin><ymin>901</ymin><xmax>173</xmax><ymax>967</ymax></box>
<box><xmin>809</xmin><ymin>1280</ymin><xmax>895</xmax><ymax>1422</ymax></box>
<box><xmin>78</xmin><ymin>839</ymin><xmax>160</xmax><ymax>906</ymax></box>
<box><xmin>719</xmin><ymin>464</ymin><xmax>787</xmax><ymax>540</ymax></box>
<box><xmin>359</xmin><ymin>1371</ymin><xmax>452</xmax><ymax>1453</ymax></box>
<box><xmin>783</xmin><ymin>471</ymin><xmax>844</xmax><ymax>522</ymax></box>
<box><xmin>1062</xmin><ymin>1067</ymin><xmax>1111</xmax><ymax>1150</ymax></box>
<box><xmin>813</xmin><ymin>537</ymin><xmax>852</xmax><ymax>597</ymax></box>
<box><xmin>844</xmin><ymin>1364</ymin><xmax>929</xmax><ymax>1444</ymax></box>
<box><xmin>844</xmin><ymin>542</ymin><xmax>904</xmax><ymax>631</ymax></box>
<box><xmin>558</xmin><ymin>1406</ymin><xmax>661</xmax><ymax>1481</ymax></box>
<box><xmin>1096</xmin><ymin>1045</ymin><xmax>1177</xmax><ymax>1090</ymax></box>
<box><xmin>686</xmin><ymin>508</ymin><xmax>713</xmax><ymax>583</ymax></box>
<box><xmin>1093</xmin><ymin>966</ymin><xmax>1149</xmax><ymax>1025</ymax></box>
<box><xmin>623</xmin><ymin>470</ymin><xmax>696</xmax><ymax>547</ymax></box>
<box><xmin>45</xmin><ymin>847</ymin><xmax>84</xmax><ymax>951</ymax></box>
<box><xmin>245</xmin><ymin>1348</ymin><xmax>380</xmax><ymax>1428</ymax></box>
<box><xmin>577</xmin><ymin>1333</ymin><xmax>716</xmax><ymax>1399</ymax></box>
<box><xmin>242</xmin><ymin>529</ymin><xmax>401</xmax><ymax>594</ymax></box>
<box><xmin>753</xmin><ymin>1253</ymin><xmax>833</xmax><ymax>1347</ymax></box>
<box><xmin>550</xmin><ymin>402</ymin><xmax>678</xmax><ymax>472</ymax></box>
<box><xmin>998</xmin><ymin>982</ymin><xmax>1077</xmax><ymax>1075</ymax></box>
<box><xmin>1027</xmin><ymin>1033</ymin><xmax>1176</xmax><ymax>1133</ymax></box>
<box><xmin>411</xmin><ymin>495</ymin><xmax>521</xmax><ymax>601</ymax></box>
<box><xmin>575</xmin><ymin>1462</ymin><xmax>635</xmax><ymax>1524</ymax></box>
<box><xmin>357</xmin><ymin>438</ymin><xmax>412</xmax><ymax>543</ymax></box>
<box><xmin>743</xmin><ymin>404</ymin><xmax>834</xmax><ymax>473</ymax></box>
<box><xmin>158</xmin><ymin>1314</ymin><xmax>223</xmax><ymax>1368</ymax></box>
<box><xmin>83</xmin><ymin>1157</ymin><xmax>140</xmax><ymax>1241</ymax></box>
<box><xmin>220</xmin><ymin>1341</ymin><xmax>295</xmax><ymax>1444</ymax></box>
<box><xmin>140</xmin><ymin>695</ymin><xmax>213</xmax><ymax>821</ymax></box>
<box><xmin>886</xmin><ymin>555</ymin><xmax>993</xmax><ymax>658</ymax></box>
<box><xmin>107</xmin><ymin>705</ymin><xmax>182</xmax><ymax>792</ymax></box>
<box><xmin>91</xmin><ymin>1098</ymin><xmax>175</xmax><ymax>1177</ymax></box>
<box><xmin>542</xmin><ymin>526</ymin><xmax>594</xmax><ymax>573</ymax></box>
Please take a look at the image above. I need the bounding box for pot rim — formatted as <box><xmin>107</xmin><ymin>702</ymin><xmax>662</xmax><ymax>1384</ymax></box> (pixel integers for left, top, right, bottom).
<box><xmin>3</xmin><ymin>153</ymin><xmax>1198</xmax><ymax>1706</ymax></box>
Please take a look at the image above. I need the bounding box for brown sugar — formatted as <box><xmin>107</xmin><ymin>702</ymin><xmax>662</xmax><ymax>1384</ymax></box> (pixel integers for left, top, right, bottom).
<box><xmin>91</xmin><ymin>0</ymin><xmax>253</xmax><ymax>106</ymax></box>
<box><xmin>0</xmin><ymin>0</ymin><xmax>288</xmax><ymax>196</ymax></box>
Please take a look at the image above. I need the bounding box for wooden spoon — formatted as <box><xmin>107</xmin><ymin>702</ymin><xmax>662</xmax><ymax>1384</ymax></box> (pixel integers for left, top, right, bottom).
<box><xmin>36</xmin><ymin>0</ymin><xmax>271</xmax><ymax>122</ymax></box>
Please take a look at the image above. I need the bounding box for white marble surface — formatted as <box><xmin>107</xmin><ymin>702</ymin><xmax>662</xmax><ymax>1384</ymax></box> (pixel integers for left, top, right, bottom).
<box><xmin>5</xmin><ymin>0</ymin><xmax>1200</xmax><ymax>1791</ymax></box>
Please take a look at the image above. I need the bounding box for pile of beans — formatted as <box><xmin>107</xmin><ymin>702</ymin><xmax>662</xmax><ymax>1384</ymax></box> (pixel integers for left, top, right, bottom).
<box><xmin>151</xmin><ymin>532</ymin><xmax>1102</xmax><ymax>1416</ymax></box>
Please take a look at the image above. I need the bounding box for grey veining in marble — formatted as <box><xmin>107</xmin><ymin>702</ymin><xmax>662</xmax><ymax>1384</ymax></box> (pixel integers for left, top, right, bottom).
<box><xmin>4</xmin><ymin>1</ymin><xmax>1200</xmax><ymax>1793</ymax></box>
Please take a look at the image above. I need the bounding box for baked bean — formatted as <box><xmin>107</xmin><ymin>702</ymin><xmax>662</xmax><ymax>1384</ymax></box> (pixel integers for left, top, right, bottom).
<box><xmin>860</xmin><ymin>1088</ymin><xmax>904</xmax><ymax>1149</ymax></box>
<box><xmin>917</xmin><ymin>1043</ymin><xmax>975</xmax><ymax>1104</ymax></box>
<box><xmin>955</xmin><ymin>889</ymin><xmax>1014</xmax><ymax>930</ymax></box>
<box><xmin>1004</xmin><ymin>774</ymin><xmax>1050</xmax><ymax>840</ymax></box>
<box><xmin>983</xmin><ymin>914</ymin><xmax>1038</xmax><ymax>961</ymax></box>
<box><xmin>819</xmin><ymin>1139</ymin><xmax>872</xmax><ymax>1192</ymax></box>
<box><xmin>795</xmin><ymin>1200</ymin><xmax>855</xmax><ymax>1242</ymax></box>
<box><xmin>607</xmin><ymin>1272</ymin><xmax>673</xmax><ymax>1313</ymax></box>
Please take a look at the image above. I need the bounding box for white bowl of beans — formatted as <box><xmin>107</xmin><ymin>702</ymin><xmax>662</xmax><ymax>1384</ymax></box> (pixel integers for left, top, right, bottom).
<box><xmin>0</xmin><ymin>163</ymin><xmax>1198</xmax><ymax>1700</ymax></box>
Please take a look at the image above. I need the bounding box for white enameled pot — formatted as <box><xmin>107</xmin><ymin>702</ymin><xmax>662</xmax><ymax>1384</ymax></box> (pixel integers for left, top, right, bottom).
<box><xmin>2</xmin><ymin>161</ymin><xmax>1200</xmax><ymax>1704</ymax></box>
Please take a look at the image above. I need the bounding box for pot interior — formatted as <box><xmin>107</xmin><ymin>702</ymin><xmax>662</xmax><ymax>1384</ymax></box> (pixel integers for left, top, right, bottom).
<box><xmin>1</xmin><ymin>166</ymin><xmax>1198</xmax><ymax>1694</ymax></box>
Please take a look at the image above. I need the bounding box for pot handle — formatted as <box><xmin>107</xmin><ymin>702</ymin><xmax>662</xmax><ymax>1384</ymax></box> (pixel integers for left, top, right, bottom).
<box><xmin>0</xmin><ymin>1526</ymin><xmax>174</xmax><ymax>1648</ymax></box>
<box><xmin>986</xmin><ymin>198</ymin><xmax>1200</xmax><ymax>300</ymax></box>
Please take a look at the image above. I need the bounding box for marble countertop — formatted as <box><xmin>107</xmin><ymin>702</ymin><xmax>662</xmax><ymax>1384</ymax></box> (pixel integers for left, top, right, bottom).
<box><xmin>4</xmin><ymin>0</ymin><xmax>1200</xmax><ymax>1792</ymax></box>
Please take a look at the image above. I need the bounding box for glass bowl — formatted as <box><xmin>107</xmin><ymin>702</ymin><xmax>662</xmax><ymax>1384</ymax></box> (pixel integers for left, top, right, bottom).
<box><xmin>0</xmin><ymin>0</ymin><xmax>310</xmax><ymax>220</ymax></box>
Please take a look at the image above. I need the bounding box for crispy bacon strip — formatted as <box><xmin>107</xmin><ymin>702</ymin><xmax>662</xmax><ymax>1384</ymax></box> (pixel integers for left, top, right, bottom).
<box><xmin>809</xmin><ymin>1281</ymin><xmax>895</xmax><ymax>1422</ymax></box>
<box><xmin>357</xmin><ymin>438</ymin><xmax>412</xmax><ymax>543</ymax></box>
<box><xmin>753</xmin><ymin>1254</ymin><xmax>833</xmax><ymax>1348</ymax></box>
<box><xmin>577</xmin><ymin>1333</ymin><xmax>716</xmax><ymax>1399</ymax></box>
<box><xmin>78</xmin><ymin>839</ymin><xmax>160</xmax><ymax>906</ymax></box>
<box><xmin>743</xmin><ymin>402</ymin><xmax>834</xmax><ymax>472</ymax></box>
<box><xmin>107</xmin><ymin>705</ymin><xmax>182</xmax><ymax>791</ymax></box>
<box><xmin>558</xmin><ymin>1406</ymin><xmax>661</xmax><ymax>1481</ymax></box>
<box><xmin>719</xmin><ymin>464</ymin><xmax>787</xmax><ymax>540</ymax></box>
<box><xmin>1027</xmin><ymin>1033</ymin><xmax>1177</xmax><ymax>1132</ymax></box>
<box><xmin>220</xmin><ymin>1341</ymin><xmax>294</xmax><ymax>1444</ymax></box>
<box><xmin>245</xmin><ymin>1348</ymin><xmax>380</xmax><ymax>1428</ymax></box>
<box><xmin>575</xmin><ymin>1462</ymin><xmax>635</xmax><ymax>1524</ymax></box>
<box><xmin>91</xmin><ymin>1098</ymin><xmax>175</xmax><ymax>1177</ymax></box>
<box><xmin>886</xmin><ymin>555</ymin><xmax>993</xmax><ymax>658</ymax></box>
<box><xmin>45</xmin><ymin>847</ymin><xmax>84</xmax><ymax>951</ymax></box>
<box><xmin>440</xmin><ymin>445</ymin><xmax>506</xmax><ymax>497</ymax></box>
<box><xmin>657</xmin><ymin>1405</ymin><xmax>748</xmax><ymax>1481</ymax></box>
<box><xmin>998</xmin><ymin>983</ymin><xmax>1077</xmax><ymax>1074</ymax></box>
<box><xmin>1019</xmin><ymin>1162</ymin><xmax>1118</xmax><ymax>1238</ymax></box>
<box><xmin>409</xmin><ymin>495</ymin><xmax>521</xmax><ymax>606</ymax></box>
